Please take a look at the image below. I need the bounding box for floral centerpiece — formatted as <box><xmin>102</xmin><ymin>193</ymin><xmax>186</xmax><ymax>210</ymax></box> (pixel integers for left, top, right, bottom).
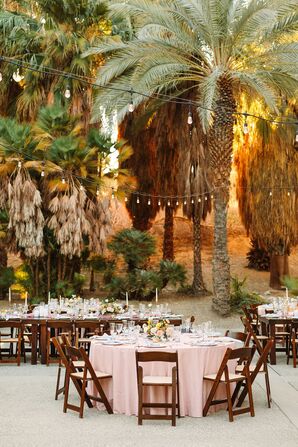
<box><xmin>143</xmin><ymin>319</ymin><xmax>174</xmax><ymax>342</ymax></box>
<box><xmin>99</xmin><ymin>299</ymin><xmax>124</xmax><ymax>315</ymax></box>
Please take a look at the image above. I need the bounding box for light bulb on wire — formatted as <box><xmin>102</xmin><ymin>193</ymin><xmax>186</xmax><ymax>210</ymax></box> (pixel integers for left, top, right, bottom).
<box><xmin>147</xmin><ymin>198</ymin><xmax>151</xmax><ymax>205</ymax></box>
<box><xmin>111</xmin><ymin>189</ymin><xmax>115</xmax><ymax>199</ymax></box>
<box><xmin>124</xmin><ymin>196</ymin><xmax>128</xmax><ymax>202</ymax></box>
<box><xmin>12</xmin><ymin>69</ymin><xmax>24</xmax><ymax>83</ymax></box>
<box><xmin>128</xmin><ymin>88</ymin><xmax>134</xmax><ymax>113</ymax></box>
<box><xmin>137</xmin><ymin>196</ymin><xmax>140</xmax><ymax>204</ymax></box>
<box><xmin>61</xmin><ymin>176</ymin><xmax>66</xmax><ymax>184</ymax></box>
<box><xmin>17</xmin><ymin>160</ymin><xmax>22</xmax><ymax>168</ymax></box>
<box><xmin>183</xmin><ymin>199</ymin><xmax>187</xmax><ymax>205</ymax></box>
<box><xmin>158</xmin><ymin>199</ymin><xmax>161</xmax><ymax>206</ymax></box>
<box><xmin>176</xmin><ymin>200</ymin><xmax>179</xmax><ymax>206</ymax></box>
<box><xmin>167</xmin><ymin>200</ymin><xmax>171</xmax><ymax>207</ymax></box>
<box><xmin>64</xmin><ymin>85</ymin><xmax>71</xmax><ymax>99</ymax></box>
<box><xmin>187</xmin><ymin>103</ymin><xmax>193</xmax><ymax>125</ymax></box>
<box><xmin>0</xmin><ymin>72</ymin><xmax>2</xmax><ymax>82</ymax></box>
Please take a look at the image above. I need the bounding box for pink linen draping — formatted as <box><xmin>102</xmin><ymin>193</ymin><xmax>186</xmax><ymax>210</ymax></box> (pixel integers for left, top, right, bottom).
<box><xmin>88</xmin><ymin>337</ymin><xmax>240</xmax><ymax>418</ymax></box>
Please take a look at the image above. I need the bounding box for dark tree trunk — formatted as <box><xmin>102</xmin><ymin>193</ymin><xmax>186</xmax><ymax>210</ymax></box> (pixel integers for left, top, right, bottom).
<box><xmin>35</xmin><ymin>259</ymin><xmax>39</xmax><ymax>298</ymax></box>
<box><xmin>0</xmin><ymin>244</ymin><xmax>8</xmax><ymax>300</ymax></box>
<box><xmin>47</xmin><ymin>250</ymin><xmax>51</xmax><ymax>296</ymax></box>
<box><xmin>191</xmin><ymin>214</ymin><xmax>207</xmax><ymax>295</ymax></box>
<box><xmin>163</xmin><ymin>206</ymin><xmax>174</xmax><ymax>261</ymax></box>
<box><xmin>89</xmin><ymin>268</ymin><xmax>95</xmax><ymax>292</ymax></box>
<box><xmin>269</xmin><ymin>254</ymin><xmax>289</xmax><ymax>289</ymax></box>
<box><xmin>57</xmin><ymin>255</ymin><xmax>62</xmax><ymax>281</ymax></box>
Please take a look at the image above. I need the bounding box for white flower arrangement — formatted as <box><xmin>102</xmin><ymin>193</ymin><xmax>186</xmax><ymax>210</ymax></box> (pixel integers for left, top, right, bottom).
<box><xmin>99</xmin><ymin>301</ymin><xmax>124</xmax><ymax>315</ymax></box>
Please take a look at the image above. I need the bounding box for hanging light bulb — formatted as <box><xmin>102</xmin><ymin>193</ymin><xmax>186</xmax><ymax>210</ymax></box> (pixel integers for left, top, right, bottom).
<box><xmin>158</xmin><ymin>199</ymin><xmax>161</xmax><ymax>206</ymax></box>
<box><xmin>243</xmin><ymin>112</ymin><xmax>249</xmax><ymax>134</ymax></box>
<box><xmin>167</xmin><ymin>200</ymin><xmax>171</xmax><ymax>207</ymax></box>
<box><xmin>183</xmin><ymin>199</ymin><xmax>187</xmax><ymax>205</ymax></box>
<box><xmin>17</xmin><ymin>160</ymin><xmax>22</xmax><ymax>168</ymax></box>
<box><xmin>137</xmin><ymin>196</ymin><xmax>140</xmax><ymax>204</ymax></box>
<box><xmin>111</xmin><ymin>188</ymin><xmax>115</xmax><ymax>199</ymax></box>
<box><xmin>176</xmin><ymin>199</ymin><xmax>179</xmax><ymax>206</ymax></box>
<box><xmin>61</xmin><ymin>176</ymin><xmax>66</xmax><ymax>184</ymax></box>
<box><xmin>128</xmin><ymin>88</ymin><xmax>134</xmax><ymax>113</ymax></box>
<box><xmin>191</xmin><ymin>198</ymin><xmax>194</xmax><ymax>204</ymax></box>
<box><xmin>294</xmin><ymin>125</ymin><xmax>298</xmax><ymax>150</ymax></box>
<box><xmin>64</xmin><ymin>85</ymin><xmax>71</xmax><ymax>99</ymax></box>
<box><xmin>80</xmin><ymin>184</ymin><xmax>83</xmax><ymax>191</ymax></box>
<box><xmin>124</xmin><ymin>196</ymin><xmax>128</xmax><ymax>202</ymax></box>
<box><xmin>40</xmin><ymin>17</ymin><xmax>46</xmax><ymax>25</ymax></box>
<box><xmin>41</xmin><ymin>169</ymin><xmax>45</xmax><ymax>177</ymax></box>
<box><xmin>96</xmin><ymin>187</ymin><xmax>100</xmax><ymax>196</ymax></box>
<box><xmin>269</xmin><ymin>191</ymin><xmax>273</xmax><ymax>197</ymax></box>
<box><xmin>211</xmin><ymin>194</ymin><xmax>214</xmax><ymax>199</ymax></box>
<box><xmin>147</xmin><ymin>198</ymin><xmax>151</xmax><ymax>205</ymax></box>
<box><xmin>187</xmin><ymin>103</ymin><xmax>193</xmax><ymax>125</ymax></box>
<box><xmin>198</xmin><ymin>197</ymin><xmax>201</xmax><ymax>203</ymax></box>
<box><xmin>287</xmin><ymin>191</ymin><xmax>290</xmax><ymax>196</ymax></box>
<box><xmin>0</xmin><ymin>72</ymin><xmax>2</xmax><ymax>82</ymax></box>
<box><xmin>12</xmin><ymin>68</ymin><xmax>24</xmax><ymax>83</ymax></box>
<box><xmin>205</xmin><ymin>196</ymin><xmax>208</xmax><ymax>201</ymax></box>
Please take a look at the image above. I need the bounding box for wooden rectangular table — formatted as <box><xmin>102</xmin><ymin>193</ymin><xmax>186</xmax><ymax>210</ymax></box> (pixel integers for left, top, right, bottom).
<box><xmin>259</xmin><ymin>315</ymin><xmax>296</xmax><ymax>365</ymax></box>
<box><xmin>1</xmin><ymin>316</ymin><xmax>182</xmax><ymax>365</ymax></box>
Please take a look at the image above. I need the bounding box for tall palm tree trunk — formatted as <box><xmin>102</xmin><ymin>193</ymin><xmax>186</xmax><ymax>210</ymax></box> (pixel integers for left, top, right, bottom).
<box><xmin>191</xmin><ymin>215</ymin><xmax>206</xmax><ymax>294</ymax></box>
<box><xmin>163</xmin><ymin>206</ymin><xmax>174</xmax><ymax>260</ymax></box>
<box><xmin>269</xmin><ymin>253</ymin><xmax>289</xmax><ymax>289</ymax></box>
<box><xmin>0</xmin><ymin>243</ymin><xmax>8</xmax><ymax>300</ymax></box>
<box><xmin>209</xmin><ymin>78</ymin><xmax>235</xmax><ymax>315</ymax></box>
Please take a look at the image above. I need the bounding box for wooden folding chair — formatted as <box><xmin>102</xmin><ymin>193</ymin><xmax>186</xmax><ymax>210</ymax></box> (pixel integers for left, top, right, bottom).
<box><xmin>52</xmin><ymin>337</ymin><xmax>92</xmax><ymax>405</ymax></box>
<box><xmin>136</xmin><ymin>351</ymin><xmax>180</xmax><ymax>426</ymax></box>
<box><xmin>203</xmin><ymin>347</ymin><xmax>254</xmax><ymax>422</ymax></box>
<box><xmin>0</xmin><ymin>321</ymin><xmax>23</xmax><ymax>366</ymax></box>
<box><xmin>235</xmin><ymin>320</ymin><xmax>273</xmax><ymax>408</ymax></box>
<box><xmin>46</xmin><ymin>320</ymin><xmax>73</xmax><ymax>365</ymax></box>
<box><xmin>64</xmin><ymin>345</ymin><xmax>113</xmax><ymax>418</ymax></box>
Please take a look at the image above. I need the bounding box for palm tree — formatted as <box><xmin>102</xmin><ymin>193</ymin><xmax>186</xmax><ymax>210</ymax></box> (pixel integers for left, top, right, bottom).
<box><xmin>0</xmin><ymin>0</ymin><xmax>109</xmax><ymax>122</ymax></box>
<box><xmin>235</xmin><ymin>109</ymin><xmax>298</xmax><ymax>289</ymax></box>
<box><xmin>89</xmin><ymin>0</ymin><xmax>298</xmax><ymax>314</ymax></box>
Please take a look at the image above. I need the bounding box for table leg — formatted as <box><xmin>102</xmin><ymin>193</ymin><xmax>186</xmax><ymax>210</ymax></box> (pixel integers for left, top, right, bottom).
<box><xmin>31</xmin><ymin>324</ymin><xmax>38</xmax><ymax>365</ymax></box>
<box><xmin>269</xmin><ymin>323</ymin><xmax>276</xmax><ymax>365</ymax></box>
<box><xmin>40</xmin><ymin>324</ymin><xmax>47</xmax><ymax>365</ymax></box>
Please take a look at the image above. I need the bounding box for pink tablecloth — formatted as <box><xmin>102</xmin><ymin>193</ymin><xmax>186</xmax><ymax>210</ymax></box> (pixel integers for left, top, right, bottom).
<box><xmin>88</xmin><ymin>336</ymin><xmax>240</xmax><ymax>418</ymax></box>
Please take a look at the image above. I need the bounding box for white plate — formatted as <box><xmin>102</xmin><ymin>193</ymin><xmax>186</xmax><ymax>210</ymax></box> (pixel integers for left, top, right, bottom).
<box><xmin>139</xmin><ymin>344</ymin><xmax>167</xmax><ymax>348</ymax></box>
<box><xmin>102</xmin><ymin>341</ymin><xmax>124</xmax><ymax>346</ymax></box>
<box><xmin>196</xmin><ymin>341</ymin><xmax>218</xmax><ymax>347</ymax></box>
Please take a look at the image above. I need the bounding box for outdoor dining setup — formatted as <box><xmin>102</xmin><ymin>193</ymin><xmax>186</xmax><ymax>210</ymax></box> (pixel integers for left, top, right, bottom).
<box><xmin>2</xmin><ymin>295</ymin><xmax>296</xmax><ymax>426</ymax></box>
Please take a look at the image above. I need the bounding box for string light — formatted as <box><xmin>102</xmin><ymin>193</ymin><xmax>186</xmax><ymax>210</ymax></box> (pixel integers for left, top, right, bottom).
<box><xmin>124</xmin><ymin>196</ymin><xmax>128</xmax><ymax>202</ymax></box>
<box><xmin>198</xmin><ymin>198</ymin><xmax>201</xmax><ymax>202</ymax></box>
<box><xmin>64</xmin><ymin>85</ymin><xmax>71</xmax><ymax>99</ymax></box>
<box><xmin>96</xmin><ymin>186</ymin><xmax>100</xmax><ymax>196</ymax></box>
<box><xmin>295</xmin><ymin>126</ymin><xmax>298</xmax><ymax>150</ymax></box>
<box><xmin>12</xmin><ymin>69</ymin><xmax>24</xmax><ymax>83</ymax></box>
<box><xmin>137</xmin><ymin>196</ymin><xmax>140</xmax><ymax>204</ymax></box>
<box><xmin>61</xmin><ymin>176</ymin><xmax>66</xmax><ymax>184</ymax></box>
<box><xmin>40</xmin><ymin>17</ymin><xmax>46</xmax><ymax>25</ymax></box>
<box><xmin>128</xmin><ymin>88</ymin><xmax>134</xmax><ymax>113</ymax></box>
<box><xmin>243</xmin><ymin>112</ymin><xmax>249</xmax><ymax>134</ymax></box>
<box><xmin>269</xmin><ymin>191</ymin><xmax>273</xmax><ymax>197</ymax></box>
<box><xmin>176</xmin><ymin>199</ymin><xmax>179</xmax><ymax>206</ymax></box>
<box><xmin>167</xmin><ymin>200</ymin><xmax>171</xmax><ymax>206</ymax></box>
<box><xmin>287</xmin><ymin>191</ymin><xmax>291</xmax><ymax>196</ymax></box>
<box><xmin>187</xmin><ymin>103</ymin><xmax>193</xmax><ymax>125</ymax></box>
<box><xmin>80</xmin><ymin>184</ymin><xmax>83</xmax><ymax>191</ymax></box>
<box><xmin>158</xmin><ymin>199</ymin><xmax>161</xmax><ymax>206</ymax></box>
<box><xmin>0</xmin><ymin>72</ymin><xmax>2</xmax><ymax>82</ymax></box>
<box><xmin>191</xmin><ymin>198</ymin><xmax>194</xmax><ymax>204</ymax></box>
<box><xmin>17</xmin><ymin>160</ymin><xmax>22</xmax><ymax>168</ymax></box>
<box><xmin>211</xmin><ymin>194</ymin><xmax>214</xmax><ymax>199</ymax></box>
<box><xmin>205</xmin><ymin>196</ymin><xmax>208</xmax><ymax>201</ymax></box>
<box><xmin>111</xmin><ymin>188</ymin><xmax>115</xmax><ymax>199</ymax></box>
<box><xmin>147</xmin><ymin>198</ymin><xmax>151</xmax><ymax>205</ymax></box>
<box><xmin>183</xmin><ymin>199</ymin><xmax>187</xmax><ymax>205</ymax></box>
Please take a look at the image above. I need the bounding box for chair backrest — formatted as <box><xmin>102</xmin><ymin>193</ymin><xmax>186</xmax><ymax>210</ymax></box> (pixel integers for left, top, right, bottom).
<box><xmin>213</xmin><ymin>347</ymin><xmax>253</xmax><ymax>383</ymax></box>
<box><xmin>46</xmin><ymin>320</ymin><xmax>73</xmax><ymax>331</ymax></box>
<box><xmin>0</xmin><ymin>320</ymin><xmax>22</xmax><ymax>329</ymax></box>
<box><xmin>136</xmin><ymin>351</ymin><xmax>178</xmax><ymax>364</ymax></box>
<box><xmin>225</xmin><ymin>330</ymin><xmax>251</xmax><ymax>345</ymax></box>
<box><xmin>52</xmin><ymin>336</ymin><xmax>71</xmax><ymax>369</ymax></box>
<box><xmin>65</xmin><ymin>345</ymin><xmax>97</xmax><ymax>380</ymax></box>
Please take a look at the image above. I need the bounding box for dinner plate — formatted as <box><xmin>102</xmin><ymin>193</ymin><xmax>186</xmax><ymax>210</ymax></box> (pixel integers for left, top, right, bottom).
<box><xmin>196</xmin><ymin>341</ymin><xmax>218</xmax><ymax>346</ymax></box>
<box><xmin>102</xmin><ymin>341</ymin><xmax>124</xmax><ymax>346</ymax></box>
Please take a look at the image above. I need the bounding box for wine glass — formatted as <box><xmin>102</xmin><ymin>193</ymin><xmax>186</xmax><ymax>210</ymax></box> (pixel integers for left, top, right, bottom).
<box><xmin>109</xmin><ymin>322</ymin><xmax>115</xmax><ymax>337</ymax></box>
<box><xmin>116</xmin><ymin>323</ymin><xmax>123</xmax><ymax>336</ymax></box>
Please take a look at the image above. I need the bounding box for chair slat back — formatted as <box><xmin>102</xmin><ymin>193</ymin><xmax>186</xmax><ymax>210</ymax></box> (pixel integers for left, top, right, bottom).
<box><xmin>225</xmin><ymin>330</ymin><xmax>251</xmax><ymax>346</ymax></box>
<box><xmin>136</xmin><ymin>351</ymin><xmax>178</xmax><ymax>363</ymax></box>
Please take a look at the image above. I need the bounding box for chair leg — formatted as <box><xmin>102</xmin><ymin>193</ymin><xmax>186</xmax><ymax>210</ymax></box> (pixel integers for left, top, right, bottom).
<box><xmin>293</xmin><ymin>341</ymin><xmax>297</xmax><ymax>368</ymax></box>
<box><xmin>79</xmin><ymin>378</ymin><xmax>86</xmax><ymax>419</ymax></box>
<box><xmin>225</xmin><ymin>382</ymin><xmax>234</xmax><ymax>422</ymax></box>
<box><xmin>246</xmin><ymin>377</ymin><xmax>255</xmax><ymax>417</ymax></box>
<box><xmin>177</xmin><ymin>380</ymin><xmax>181</xmax><ymax>418</ymax></box>
<box><xmin>55</xmin><ymin>362</ymin><xmax>62</xmax><ymax>400</ymax></box>
<box><xmin>172</xmin><ymin>383</ymin><xmax>176</xmax><ymax>427</ymax></box>
<box><xmin>63</xmin><ymin>370</ymin><xmax>70</xmax><ymax>413</ymax></box>
<box><xmin>138</xmin><ymin>382</ymin><xmax>143</xmax><ymax>425</ymax></box>
<box><xmin>203</xmin><ymin>381</ymin><xmax>219</xmax><ymax>417</ymax></box>
<box><xmin>264</xmin><ymin>367</ymin><xmax>271</xmax><ymax>408</ymax></box>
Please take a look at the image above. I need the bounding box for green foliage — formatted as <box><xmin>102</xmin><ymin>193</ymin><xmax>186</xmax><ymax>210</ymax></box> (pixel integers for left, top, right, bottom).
<box><xmin>108</xmin><ymin>228</ymin><xmax>156</xmax><ymax>270</ymax></box>
<box><xmin>55</xmin><ymin>273</ymin><xmax>86</xmax><ymax>297</ymax></box>
<box><xmin>246</xmin><ymin>239</ymin><xmax>270</xmax><ymax>272</ymax></box>
<box><xmin>159</xmin><ymin>260</ymin><xmax>186</xmax><ymax>287</ymax></box>
<box><xmin>0</xmin><ymin>266</ymin><xmax>15</xmax><ymax>289</ymax></box>
<box><xmin>230</xmin><ymin>276</ymin><xmax>266</xmax><ymax>314</ymax></box>
<box><xmin>13</xmin><ymin>264</ymin><xmax>34</xmax><ymax>297</ymax></box>
<box><xmin>282</xmin><ymin>276</ymin><xmax>298</xmax><ymax>296</ymax></box>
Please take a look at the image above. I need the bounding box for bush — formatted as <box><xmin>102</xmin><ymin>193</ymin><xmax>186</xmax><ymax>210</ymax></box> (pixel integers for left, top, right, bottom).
<box><xmin>282</xmin><ymin>276</ymin><xmax>298</xmax><ymax>296</ymax></box>
<box><xmin>230</xmin><ymin>276</ymin><xmax>266</xmax><ymax>313</ymax></box>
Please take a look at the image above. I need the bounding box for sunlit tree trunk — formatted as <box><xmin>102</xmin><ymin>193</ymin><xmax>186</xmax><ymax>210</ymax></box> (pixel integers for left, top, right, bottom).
<box><xmin>270</xmin><ymin>254</ymin><xmax>289</xmax><ymax>289</ymax></box>
<box><xmin>163</xmin><ymin>205</ymin><xmax>174</xmax><ymax>261</ymax></box>
<box><xmin>191</xmin><ymin>215</ymin><xmax>207</xmax><ymax>294</ymax></box>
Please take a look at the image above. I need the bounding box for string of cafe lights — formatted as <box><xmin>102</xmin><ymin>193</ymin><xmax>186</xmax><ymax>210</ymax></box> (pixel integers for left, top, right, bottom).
<box><xmin>0</xmin><ymin>56</ymin><xmax>297</xmax><ymax>202</ymax></box>
<box><xmin>0</xmin><ymin>55</ymin><xmax>298</xmax><ymax>136</ymax></box>
<box><xmin>1</xmin><ymin>140</ymin><xmax>297</xmax><ymax>205</ymax></box>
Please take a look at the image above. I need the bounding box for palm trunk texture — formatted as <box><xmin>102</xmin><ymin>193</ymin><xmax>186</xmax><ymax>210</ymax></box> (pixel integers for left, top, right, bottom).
<box><xmin>209</xmin><ymin>77</ymin><xmax>236</xmax><ymax>315</ymax></box>
<box><xmin>191</xmin><ymin>215</ymin><xmax>206</xmax><ymax>294</ymax></box>
<box><xmin>163</xmin><ymin>206</ymin><xmax>174</xmax><ymax>261</ymax></box>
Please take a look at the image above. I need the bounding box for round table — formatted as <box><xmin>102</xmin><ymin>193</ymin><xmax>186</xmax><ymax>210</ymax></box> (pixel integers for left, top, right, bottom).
<box><xmin>88</xmin><ymin>335</ymin><xmax>240</xmax><ymax>417</ymax></box>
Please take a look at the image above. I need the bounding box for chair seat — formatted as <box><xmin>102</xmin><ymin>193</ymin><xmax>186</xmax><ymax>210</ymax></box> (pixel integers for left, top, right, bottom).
<box><xmin>142</xmin><ymin>375</ymin><xmax>174</xmax><ymax>385</ymax></box>
<box><xmin>256</xmin><ymin>335</ymin><xmax>269</xmax><ymax>340</ymax></box>
<box><xmin>204</xmin><ymin>373</ymin><xmax>246</xmax><ymax>382</ymax></box>
<box><xmin>70</xmin><ymin>370</ymin><xmax>111</xmax><ymax>380</ymax></box>
<box><xmin>235</xmin><ymin>364</ymin><xmax>264</xmax><ymax>373</ymax></box>
<box><xmin>274</xmin><ymin>332</ymin><xmax>290</xmax><ymax>336</ymax></box>
<box><xmin>73</xmin><ymin>361</ymin><xmax>85</xmax><ymax>368</ymax></box>
<box><xmin>0</xmin><ymin>337</ymin><xmax>19</xmax><ymax>343</ymax></box>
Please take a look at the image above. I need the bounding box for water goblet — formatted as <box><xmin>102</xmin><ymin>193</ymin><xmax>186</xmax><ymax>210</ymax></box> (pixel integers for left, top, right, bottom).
<box><xmin>116</xmin><ymin>323</ymin><xmax>123</xmax><ymax>336</ymax></box>
<box><xmin>109</xmin><ymin>322</ymin><xmax>115</xmax><ymax>337</ymax></box>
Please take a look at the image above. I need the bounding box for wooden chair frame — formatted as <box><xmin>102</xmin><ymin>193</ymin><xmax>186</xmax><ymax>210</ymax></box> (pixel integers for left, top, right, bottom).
<box><xmin>46</xmin><ymin>320</ymin><xmax>73</xmax><ymax>365</ymax></box>
<box><xmin>64</xmin><ymin>345</ymin><xmax>113</xmax><ymax>418</ymax></box>
<box><xmin>287</xmin><ymin>321</ymin><xmax>298</xmax><ymax>368</ymax></box>
<box><xmin>136</xmin><ymin>351</ymin><xmax>180</xmax><ymax>427</ymax></box>
<box><xmin>0</xmin><ymin>321</ymin><xmax>23</xmax><ymax>366</ymax></box>
<box><xmin>203</xmin><ymin>347</ymin><xmax>254</xmax><ymax>422</ymax></box>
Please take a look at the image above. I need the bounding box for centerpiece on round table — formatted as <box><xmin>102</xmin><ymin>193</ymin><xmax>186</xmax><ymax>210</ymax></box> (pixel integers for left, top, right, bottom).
<box><xmin>143</xmin><ymin>319</ymin><xmax>174</xmax><ymax>343</ymax></box>
<box><xmin>99</xmin><ymin>300</ymin><xmax>124</xmax><ymax>315</ymax></box>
